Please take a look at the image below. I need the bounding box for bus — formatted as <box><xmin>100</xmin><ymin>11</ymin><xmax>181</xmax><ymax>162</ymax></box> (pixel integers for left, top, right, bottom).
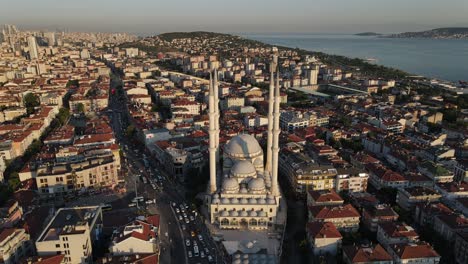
<box><xmin>101</xmin><ymin>204</ymin><xmax>112</xmax><ymax>211</ymax></box>
<box><xmin>193</xmin><ymin>246</ymin><xmax>199</xmax><ymax>257</ymax></box>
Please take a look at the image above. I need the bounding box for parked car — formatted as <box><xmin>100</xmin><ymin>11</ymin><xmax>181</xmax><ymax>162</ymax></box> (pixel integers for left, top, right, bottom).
<box><xmin>185</xmin><ymin>239</ymin><xmax>191</xmax><ymax>246</ymax></box>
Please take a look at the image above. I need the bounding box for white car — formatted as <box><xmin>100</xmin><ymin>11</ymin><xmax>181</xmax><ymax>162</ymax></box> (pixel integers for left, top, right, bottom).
<box><xmin>185</xmin><ymin>239</ymin><xmax>190</xmax><ymax>246</ymax></box>
<box><xmin>178</xmin><ymin>215</ymin><xmax>183</xmax><ymax>221</ymax></box>
<box><xmin>200</xmin><ymin>251</ymin><xmax>205</xmax><ymax>258</ymax></box>
<box><xmin>185</xmin><ymin>218</ymin><xmax>190</xmax><ymax>224</ymax></box>
<box><xmin>190</xmin><ymin>215</ymin><xmax>195</xmax><ymax>221</ymax></box>
<box><xmin>188</xmin><ymin>251</ymin><xmax>192</xmax><ymax>258</ymax></box>
<box><xmin>176</xmin><ymin>208</ymin><xmax>180</xmax><ymax>213</ymax></box>
<box><xmin>198</xmin><ymin>234</ymin><xmax>203</xmax><ymax>241</ymax></box>
<box><xmin>208</xmin><ymin>255</ymin><xmax>214</xmax><ymax>262</ymax></box>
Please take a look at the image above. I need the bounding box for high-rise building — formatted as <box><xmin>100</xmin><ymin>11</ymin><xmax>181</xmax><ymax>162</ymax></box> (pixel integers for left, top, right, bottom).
<box><xmin>306</xmin><ymin>64</ymin><xmax>319</xmax><ymax>85</ymax></box>
<box><xmin>27</xmin><ymin>36</ymin><xmax>39</xmax><ymax>60</ymax></box>
<box><xmin>44</xmin><ymin>32</ymin><xmax>56</xmax><ymax>46</ymax></box>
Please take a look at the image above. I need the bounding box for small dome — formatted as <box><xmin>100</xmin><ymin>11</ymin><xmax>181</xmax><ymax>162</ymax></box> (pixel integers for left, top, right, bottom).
<box><xmin>224</xmin><ymin>134</ymin><xmax>263</xmax><ymax>158</ymax></box>
<box><xmin>249</xmin><ymin>198</ymin><xmax>257</xmax><ymax>204</ymax></box>
<box><xmin>231</xmin><ymin>160</ymin><xmax>257</xmax><ymax>178</ymax></box>
<box><xmin>242</xmin><ymin>254</ymin><xmax>249</xmax><ymax>260</ymax></box>
<box><xmin>240</xmin><ymin>198</ymin><xmax>249</xmax><ymax>204</ymax></box>
<box><xmin>231</xmin><ymin>198</ymin><xmax>239</xmax><ymax>204</ymax></box>
<box><xmin>221</xmin><ymin>198</ymin><xmax>230</xmax><ymax>204</ymax></box>
<box><xmin>240</xmin><ymin>211</ymin><xmax>248</xmax><ymax>217</ymax></box>
<box><xmin>213</xmin><ymin>193</ymin><xmax>220</xmax><ymax>199</ymax></box>
<box><xmin>233</xmin><ymin>260</ymin><xmax>241</xmax><ymax>264</ymax></box>
<box><xmin>230</xmin><ymin>210</ymin><xmax>239</xmax><ymax>217</ymax></box>
<box><xmin>267</xmin><ymin>198</ymin><xmax>275</xmax><ymax>204</ymax></box>
<box><xmin>234</xmin><ymin>254</ymin><xmax>241</xmax><ymax>260</ymax></box>
<box><xmin>258</xmin><ymin>198</ymin><xmax>266</xmax><ymax>204</ymax></box>
<box><xmin>258</xmin><ymin>211</ymin><xmax>267</xmax><ymax>217</ymax></box>
<box><xmin>249</xmin><ymin>210</ymin><xmax>257</xmax><ymax>217</ymax></box>
<box><xmin>212</xmin><ymin>198</ymin><xmax>220</xmax><ymax>204</ymax></box>
<box><xmin>220</xmin><ymin>210</ymin><xmax>229</xmax><ymax>217</ymax></box>
<box><xmin>222</xmin><ymin>178</ymin><xmax>239</xmax><ymax>192</ymax></box>
<box><xmin>248</xmin><ymin>178</ymin><xmax>266</xmax><ymax>192</ymax></box>
<box><xmin>240</xmin><ymin>187</ymin><xmax>248</xmax><ymax>194</ymax></box>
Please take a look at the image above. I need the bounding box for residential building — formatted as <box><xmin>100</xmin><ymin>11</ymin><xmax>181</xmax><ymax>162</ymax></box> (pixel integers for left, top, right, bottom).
<box><xmin>342</xmin><ymin>244</ymin><xmax>393</xmax><ymax>264</ymax></box>
<box><xmin>454</xmin><ymin>230</ymin><xmax>468</xmax><ymax>264</ymax></box>
<box><xmin>306</xmin><ymin>222</ymin><xmax>342</xmax><ymax>256</ymax></box>
<box><xmin>307</xmin><ymin>189</ymin><xmax>344</xmax><ymax>207</ymax></box>
<box><xmin>376</xmin><ymin>222</ymin><xmax>419</xmax><ymax>249</ymax></box>
<box><xmin>36</xmin><ymin>206</ymin><xmax>103</xmax><ymax>264</ymax></box>
<box><xmin>433</xmin><ymin>214</ymin><xmax>468</xmax><ymax>241</ymax></box>
<box><xmin>417</xmin><ymin>161</ymin><xmax>454</xmax><ymax>183</ymax></box>
<box><xmin>387</xmin><ymin>242</ymin><xmax>440</xmax><ymax>264</ymax></box>
<box><xmin>0</xmin><ymin>228</ymin><xmax>33</xmax><ymax>264</ymax></box>
<box><xmin>362</xmin><ymin>204</ymin><xmax>399</xmax><ymax>232</ymax></box>
<box><xmin>396</xmin><ymin>187</ymin><xmax>441</xmax><ymax>211</ymax></box>
<box><xmin>110</xmin><ymin>215</ymin><xmax>160</xmax><ymax>257</ymax></box>
<box><xmin>308</xmin><ymin>204</ymin><xmax>361</xmax><ymax>232</ymax></box>
<box><xmin>335</xmin><ymin>168</ymin><xmax>369</xmax><ymax>193</ymax></box>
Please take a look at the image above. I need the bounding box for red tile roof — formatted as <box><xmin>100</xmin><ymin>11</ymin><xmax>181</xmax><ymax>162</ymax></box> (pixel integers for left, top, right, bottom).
<box><xmin>391</xmin><ymin>242</ymin><xmax>439</xmax><ymax>260</ymax></box>
<box><xmin>309</xmin><ymin>204</ymin><xmax>360</xmax><ymax>219</ymax></box>
<box><xmin>343</xmin><ymin>244</ymin><xmax>392</xmax><ymax>263</ymax></box>
<box><xmin>307</xmin><ymin>222</ymin><xmax>342</xmax><ymax>239</ymax></box>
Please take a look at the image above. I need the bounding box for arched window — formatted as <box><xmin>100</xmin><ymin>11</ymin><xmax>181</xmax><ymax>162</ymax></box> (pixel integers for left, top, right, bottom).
<box><xmin>221</xmin><ymin>218</ymin><xmax>229</xmax><ymax>226</ymax></box>
<box><xmin>249</xmin><ymin>219</ymin><xmax>257</xmax><ymax>226</ymax></box>
<box><xmin>258</xmin><ymin>219</ymin><xmax>266</xmax><ymax>226</ymax></box>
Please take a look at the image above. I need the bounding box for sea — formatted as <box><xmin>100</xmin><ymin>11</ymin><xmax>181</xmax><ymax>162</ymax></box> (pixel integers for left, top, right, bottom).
<box><xmin>242</xmin><ymin>33</ymin><xmax>468</xmax><ymax>82</ymax></box>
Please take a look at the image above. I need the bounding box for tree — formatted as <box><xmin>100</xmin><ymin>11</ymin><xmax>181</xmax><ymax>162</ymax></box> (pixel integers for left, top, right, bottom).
<box><xmin>66</xmin><ymin>79</ymin><xmax>79</xmax><ymax>88</ymax></box>
<box><xmin>76</xmin><ymin>103</ymin><xmax>85</xmax><ymax>113</ymax></box>
<box><xmin>125</xmin><ymin>125</ymin><xmax>136</xmax><ymax>138</ymax></box>
<box><xmin>23</xmin><ymin>93</ymin><xmax>40</xmax><ymax>114</ymax></box>
<box><xmin>57</xmin><ymin>108</ymin><xmax>70</xmax><ymax>125</ymax></box>
<box><xmin>8</xmin><ymin>173</ymin><xmax>20</xmax><ymax>191</ymax></box>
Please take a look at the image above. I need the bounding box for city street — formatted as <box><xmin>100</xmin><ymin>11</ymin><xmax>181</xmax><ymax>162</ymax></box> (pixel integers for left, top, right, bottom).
<box><xmin>107</xmin><ymin>73</ymin><xmax>223</xmax><ymax>264</ymax></box>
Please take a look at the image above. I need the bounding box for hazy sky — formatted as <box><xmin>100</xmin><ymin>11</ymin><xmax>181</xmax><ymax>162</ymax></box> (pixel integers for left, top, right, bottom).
<box><xmin>1</xmin><ymin>0</ymin><xmax>467</xmax><ymax>34</ymax></box>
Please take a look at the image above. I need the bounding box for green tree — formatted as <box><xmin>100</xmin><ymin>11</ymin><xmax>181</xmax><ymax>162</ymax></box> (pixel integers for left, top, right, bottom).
<box><xmin>66</xmin><ymin>80</ymin><xmax>79</xmax><ymax>88</ymax></box>
<box><xmin>76</xmin><ymin>103</ymin><xmax>85</xmax><ymax>113</ymax></box>
<box><xmin>57</xmin><ymin>108</ymin><xmax>70</xmax><ymax>125</ymax></box>
<box><xmin>8</xmin><ymin>173</ymin><xmax>20</xmax><ymax>190</ymax></box>
<box><xmin>125</xmin><ymin>125</ymin><xmax>136</xmax><ymax>138</ymax></box>
<box><xmin>23</xmin><ymin>93</ymin><xmax>40</xmax><ymax>114</ymax></box>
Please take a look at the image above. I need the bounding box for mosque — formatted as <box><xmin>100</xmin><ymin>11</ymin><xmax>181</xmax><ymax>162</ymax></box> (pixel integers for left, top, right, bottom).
<box><xmin>205</xmin><ymin>56</ymin><xmax>286</xmax><ymax>232</ymax></box>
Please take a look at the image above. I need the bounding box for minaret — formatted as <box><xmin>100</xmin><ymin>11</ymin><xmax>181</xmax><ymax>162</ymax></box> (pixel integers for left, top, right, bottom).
<box><xmin>265</xmin><ymin>60</ymin><xmax>276</xmax><ymax>172</ymax></box>
<box><xmin>208</xmin><ymin>73</ymin><xmax>217</xmax><ymax>193</ymax></box>
<box><xmin>213</xmin><ymin>69</ymin><xmax>220</xmax><ymax>162</ymax></box>
<box><xmin>271</xmin><ymin>69</ymin><xmax>281</xmax><ymax>196</ymax></box>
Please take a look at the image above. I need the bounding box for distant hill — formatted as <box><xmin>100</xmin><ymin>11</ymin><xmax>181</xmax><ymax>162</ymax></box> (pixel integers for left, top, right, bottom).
<box><xmin>355</xmin><ymin>32</ymin><xmax>381</xmax><ymax>36</ymax></box>
<box><xmin>386</xmin><ymin>27</ymin><xmax>468</xmax><ymax>39</ymax></box>
<box><xmin>158</xmin><ymin>31</ymin><xmax>233</xmax><ymax>42</ymax></box>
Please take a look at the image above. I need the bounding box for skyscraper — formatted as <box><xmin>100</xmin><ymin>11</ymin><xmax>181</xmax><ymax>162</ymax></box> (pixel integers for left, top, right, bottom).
<box><xmin>27</xmin><ymin>36</ymin><xmax>39</xmax><ymax>60</ymax></box>
<box><xmin>306</xmin><ymin>64</ymin><xmax>319</xmax><ymax>85</ymax></box>
<box><xmin>44</xmin><ymin>32</ymin><xmax>56</xmax><ymax>46</ymax></box>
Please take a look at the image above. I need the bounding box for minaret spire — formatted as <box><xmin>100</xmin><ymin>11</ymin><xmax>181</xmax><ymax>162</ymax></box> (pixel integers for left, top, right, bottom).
<box><xmin>271</xmin><ymin>67</ymin><xmax>281</xmax><ymax>196</ymax></box>
<box><xmin>213</xmin><ymin>69</ymin><xmax>220</xmax><ymax>162</ymax></box>
<box><xmin>208</xmin><ymin>72</ymin><xmax>217</xmax><ymax>193</ymax></box>
<box><xmin>265</xmin><ymin>58</ymin><xmax>276</xmax><ymax>172</ymax></box>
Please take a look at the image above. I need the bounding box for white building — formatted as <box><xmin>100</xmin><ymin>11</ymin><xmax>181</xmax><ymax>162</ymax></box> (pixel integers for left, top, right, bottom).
<box><xmin>110</xmin><ymin>215</ymin><xmax>160</xmax><ymax>257</ymax></box>
<box><xmin>0</xmin><ymin>228</ymin><xmax>33</xmax><ymax>264</ymax></box>
<box><xmin>27</xmin><ymin>36</ymin><xmax>39</xmax><ymax>60</ymax></box>
<box><xmin>36</xmin><ymin>206</ymin><xmax>103</xmax><ymax>264</ymax></box>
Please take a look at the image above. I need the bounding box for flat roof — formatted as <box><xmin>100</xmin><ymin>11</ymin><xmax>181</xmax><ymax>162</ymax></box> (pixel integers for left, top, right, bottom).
<box><xmin>38</xmin><ymin>206</ymin><xmax>101</xmax><ymax>242</ymax></box>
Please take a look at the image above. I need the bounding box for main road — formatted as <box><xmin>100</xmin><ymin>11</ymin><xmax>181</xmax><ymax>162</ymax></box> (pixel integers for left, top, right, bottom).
<box><xmin>108</xmin><ymin>73</ymin><xmax>223</xmax><ymax>264</ymax></box>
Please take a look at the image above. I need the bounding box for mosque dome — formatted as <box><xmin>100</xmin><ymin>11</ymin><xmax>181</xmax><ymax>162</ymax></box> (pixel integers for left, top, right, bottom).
<box><xmin>230</xmin><ymin>210</ymin><xmax>239</xmax><ymax>217</ymax></box>
<box><xmin>221</xmin><ymin>198</ymin><xmax>230</xmax><ymax>204</ymax></box>
<box><xmin>240</xmin><ymin>211</ymin><xmax>248</xmax><ymax>217</ymax></box>
<box><xmin>240</xmin><ymin>198</ymin><xmax>249</xmax><ymax>204</ymax></box>
<box><xmin>249</xmin><ymin>210</ymin><xmax>257</xmax><ymax>217</ymax></box>
<box><xmin>249</xmin><ymin>198</ymin><xmax>257</xmax><ymax>204</ymax></box>
<box><xmin>258</xmin><ymin>198</ymin><xmax>266</xmax><ymax>204</ymax></box>
<box><xmin>220</xmin><ymin>210</ymin><xmax>229</xmax><ymax>217</ymax></box>
<box><xmin>222</xmin><ymin>178</ymin><xmax>239</xmax><ymax>193</ymax></box>
<box><xmin>224</xmin><ymin>134</ymin><xmax>263</xmax><ymax>158</ymax></box>
<box><xmin>248</xmin><ymin>178</ymin><xmax>266</xmax><ymax>192</ymax></box>
<box><xmin>231</xmin><ymin>160</ymin><xmax>257</xmax><ymax>178</ymax></box>
<box><xmin>240</xmin><ymin>187</ymin><xmax>248</xmax><ymax>194</ymax></box>
<box><xmin>231</xmin><ymin>198</ymin><xmax>239</xmax><ymax>204</ymax></box>
<box><xmin>258</xmin><ymin>211</ymin><xmax>267</xmax><ymax>217</ymax></box>
<box><xmin>267</xmin><ymin>197</ymin><xmax>276</xmax><ymax>204</ymax></box>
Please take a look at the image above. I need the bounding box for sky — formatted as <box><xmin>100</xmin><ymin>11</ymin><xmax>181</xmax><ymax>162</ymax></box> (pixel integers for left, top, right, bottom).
<box><xmin>1</xmin><ymin>0</ymin><xmax>467</xmax><ymax>35</ymax></box>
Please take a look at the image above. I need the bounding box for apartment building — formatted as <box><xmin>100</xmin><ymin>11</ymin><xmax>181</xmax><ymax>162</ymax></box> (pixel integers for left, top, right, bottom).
<box><xmin>0</xmin><ymin>228</ymin><xmax>33</xmax><ymax>264</ymax></box>
<box><xmin>36</xmin><ymin>206</ymin><xmax>103</xmax><ymax>264</ymax></box>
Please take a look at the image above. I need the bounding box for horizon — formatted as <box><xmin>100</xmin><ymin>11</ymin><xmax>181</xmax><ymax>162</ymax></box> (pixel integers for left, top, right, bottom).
<box><xmin>2</xmin><ymin>0</ymin><xmax>467</xmax><ymax>34</ymax></box>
